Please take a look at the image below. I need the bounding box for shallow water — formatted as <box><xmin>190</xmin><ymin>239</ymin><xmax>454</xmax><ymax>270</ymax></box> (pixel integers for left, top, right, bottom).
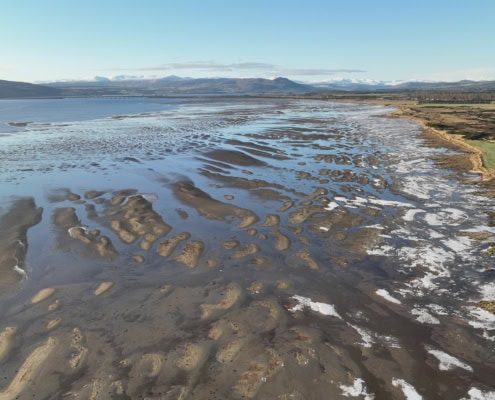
<box><xmin>0</xmin><ymin>97</ymin><xmax>494</xmax><ymax>399</ymax></box>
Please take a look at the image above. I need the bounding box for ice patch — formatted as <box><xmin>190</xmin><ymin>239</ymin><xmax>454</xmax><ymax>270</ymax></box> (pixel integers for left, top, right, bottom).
<box><xmin>376</xmin><ymin>289</ymin><xmax>402</xmax><ymax>305</ymax></box>
<box><xmin>428</xmin><ymin>229</ymin><xmax>444</xmax><ymax>239</ymax></box>
<box><xmin>331</xmin><ymin>195</ymin><xmax>412</xmax><ymax>210</ymax></box>
<box><xmin>461</xmin><ymin>387</ymin><xmax>495</xmax><ymax>400</ymax></box>
<box><xmin>411</xmin><ymin>308</ymin><xmax>440</xmax><ymax>324</ymax></box>
<box><xmin>424</xmin><ymin>208</ymin><xmax>467</xmax><ymax>226</ymax></box>
<box><xmin>325</xmin><ymin>202</ymin><xmax>339</xmax><ymax>211</ymax></box>
<box><xmin>399</xmin><ymin>244</ymin><xmax>452</xmax><ymax>291</ymax></box>
<box><xmin>427</xmin><ymin>348</ymin><xmax>473</xmax><ymax>372</ymax></box>
<box><xmin>392</xmin><ymin>378</ymin><xmax>422</xmax><ymax>400</ymax></box>
<box><xmin>403</xmin><ymin>209</ymin><xmax>425</xmax><ymax>222</ymax></box>
<box><xmin>427</xmin><ymin>304</ymin><xmax>448</xmax><ymax>315</ymax></box>
<box><xmin>380</xmin><ymin>335</ymin><xmax>401</xmax><ymax>348</ymax></box>
<box><xmin>368</xmin><ymin>198</ymin><xmax>413</xmax><ymax>208</ymax></box>
<box><xmin>68</xmin><ymin>226</ymin><xmax>90</xmax><ymax>237</ymax></box>
<box><xmin>467</xmin><ymin>307</ymin><xmax>495</xmax><ymax>340</ymax></box>
<box><xmin>14</xmin><ymin>263</ymin><xmax>28</xmax><ymax>280</ymax></box>
<box><xmin>126</xmin><ymin>193</ymin><xmax>158</xmax><ymax>203</ymax></box>
<box><xmin>441</xmin><ymin>237</ymin><xmax>472</xmax><ymax>253</ymax></box>
<box><xmin>368</xmin><ymin>245</ymin><xmax>395</xmax><ymax>256</ymax></box>
<box><xmin>481</xmin><ymin>282</ymin><xmax>495</xmax><ymax>300</ymax></box>
<box><xmin>363</xmin><ymin>224</ymin><xmax>385</xmax><ymax>230</ymax></box>
<box><xmin>348</xmin><ymin>324</ymin><xmax>374</xmax><ymax>348</ymax></box>
<box><xmin>397</xmin><ymin>176</ymin><xmax>431</xmax><ymax>200</ymax></box>
<box><xmin>290</xmin><ymin>295</ymin><xmax>342</xmax><ymax>319</ymax></box>
<box><xmin>340</xmin><ymin>378</ymin><xmax>375</xmax><ymax>399</ymax></box>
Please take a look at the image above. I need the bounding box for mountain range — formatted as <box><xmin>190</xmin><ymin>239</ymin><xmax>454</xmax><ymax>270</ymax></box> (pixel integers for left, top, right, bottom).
<box><xmin>1</xmin><ymin>76</ymin><xmax>495</xmax><ymax>99</ymax></box>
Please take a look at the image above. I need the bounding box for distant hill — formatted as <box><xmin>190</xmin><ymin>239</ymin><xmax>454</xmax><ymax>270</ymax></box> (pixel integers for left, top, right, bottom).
<box><xmin>45</xmin><ymin>76</ymin><xmax>314</xmax><ymax>96</ymax></box>
<box><xmin>3</xmin><ymin>76</ymin><xmax>495</xmax><ymax>98</ymax></box>
<box><xmin>312</xmin><ymin>79</ymin><xmax>495</xmax><ymax>92</ymax></box>
<box><xmin>393</xmin><ymin>80</ymin><xmax>495</xmax><ymax>92</ymax></box>
<box><xmin>0</xmin><ymin>80</ymin><xmax>62</xmax><ymax>98</ymax></box>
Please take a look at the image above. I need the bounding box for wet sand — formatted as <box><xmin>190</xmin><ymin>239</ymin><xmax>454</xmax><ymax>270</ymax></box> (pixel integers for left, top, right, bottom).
<box><xmin>0</xmin><ymin>98</ymin><xmax>494</xmax><ymax>399</ymax></box>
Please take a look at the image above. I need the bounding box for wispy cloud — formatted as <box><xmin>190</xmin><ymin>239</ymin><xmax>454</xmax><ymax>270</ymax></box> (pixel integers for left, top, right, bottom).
<box><xmin>281</xmin><ymin>68</ymin><xmax>366</xmax><ymax>76</ymax></box>
<box><xmin>108</xmin><ymin>61</ymin><xmax>365</xmax><ymax>76</ymax></box>
<box><xmin>0</xmin><ymin>65</ymin><xmax>16</xmax><ymax>71</ymax></box>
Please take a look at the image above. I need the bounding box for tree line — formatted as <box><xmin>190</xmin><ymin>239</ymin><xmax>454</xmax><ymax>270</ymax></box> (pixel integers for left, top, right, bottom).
<box><xmin>415</xmin><ymin>91</ymin><xmax>495</xmax><ymax>104</ymax></box>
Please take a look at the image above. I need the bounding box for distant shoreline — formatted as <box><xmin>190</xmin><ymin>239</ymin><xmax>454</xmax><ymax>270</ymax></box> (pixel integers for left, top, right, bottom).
<box><xmin>2</xmin><ymin>94</ymin><xmax>494</xmax><ymax>181</ymax></box>
<box><xmin>326</xmin><ymin>97</ymin><xmax>495</xmax><ymax>182</ymax></box>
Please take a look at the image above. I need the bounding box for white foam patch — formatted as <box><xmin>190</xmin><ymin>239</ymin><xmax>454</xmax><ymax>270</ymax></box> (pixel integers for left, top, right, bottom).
<box><xmin>461</xmin><ymin>387</ymin><xmax>495</xmax><ymax>400</ymax></box>
<box><xmin>376</xmin><ymin>289</ymin><xmax>402</xmax><ymax>304</ymax></box>
<box><xmin>340</xmin><ymin>378</ymin><xmax>375</xmax><ymax>399</ymax></box>
<box><xmin>392</xmin><ymin>378</ymin><xmax>422</xmax><ymax>400</ymax></box>
<box><xmin>290</xmin><ymin>295</ymin><xmax>342</xmax><ymax>319</ymax></box>
<box><xmin>411</xmin><ymin>308</ymin><xmax>440</xmax><ymax>324</ymax></box>
<box><xmin>427</xmin><ymin>349</ymin><xmax>473</xmax><ymax>372</ymax></box>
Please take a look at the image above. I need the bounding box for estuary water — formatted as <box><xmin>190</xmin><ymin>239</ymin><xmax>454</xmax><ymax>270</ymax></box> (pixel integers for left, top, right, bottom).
<box><xmin>0</xmin><ymin>97</ymin><xmax>494</xmax><ymax>399</ymax></box>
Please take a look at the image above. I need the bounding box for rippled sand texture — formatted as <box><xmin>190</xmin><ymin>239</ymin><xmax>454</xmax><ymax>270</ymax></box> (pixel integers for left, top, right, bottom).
<box><xmin>0</xmin><ymin>99</ymin><xmax>494</xmax><ymax>399</ymax></box>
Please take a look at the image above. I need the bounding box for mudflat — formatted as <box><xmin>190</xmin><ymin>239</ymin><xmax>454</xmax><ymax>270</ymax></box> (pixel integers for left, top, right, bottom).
<box><xmin>0</xmin><ymin>98</ymin><xmax>494</xmax><ymax>399</ymax></box>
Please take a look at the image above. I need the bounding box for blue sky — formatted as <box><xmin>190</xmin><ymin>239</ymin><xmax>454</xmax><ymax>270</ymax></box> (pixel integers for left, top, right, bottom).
<box><xmin>1</xmin><ymin>0</ymin><xmax>494</xmax><ymax>83</ymax></box>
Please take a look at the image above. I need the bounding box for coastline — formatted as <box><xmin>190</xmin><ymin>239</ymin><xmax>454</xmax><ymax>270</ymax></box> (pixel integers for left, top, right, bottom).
<box><xmin>386</xmin><ymin>105</ymin><xmax>495</xmax><ymax>181</ymax></box>
<box><xmin>327</xmin><ymin>98</ymin><xmax>495</xmax><ymax>181</ymax></box>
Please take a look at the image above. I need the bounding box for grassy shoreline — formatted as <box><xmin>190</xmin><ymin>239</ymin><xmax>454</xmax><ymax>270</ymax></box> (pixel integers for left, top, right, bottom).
<box><xmin>330</xmin><ymin>98</ymin><xmax>495</xmax><ymax>181</ymax></box>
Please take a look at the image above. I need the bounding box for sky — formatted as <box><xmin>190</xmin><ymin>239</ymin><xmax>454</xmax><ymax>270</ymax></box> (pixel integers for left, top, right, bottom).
<box><xmin>1</xmin><ymin>0</ymin><xmax>495</xmax><ymax>83</ymax></box>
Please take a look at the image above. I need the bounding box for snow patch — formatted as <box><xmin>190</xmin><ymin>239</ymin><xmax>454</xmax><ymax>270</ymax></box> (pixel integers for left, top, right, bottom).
<box><xmin>461</xmin><ymin>387</ymin><xmax>495</xmax><ymax>400</ymax></box>
<box><xmin>441</xmin><ymin>237</ymin><xmax>472</xmax><ymax>253</ymax></box>
<box><xmin>467</xmin><ymin>307</ymin><xmax>495</xmax><ymax>340</ymax></box>
<box><xmin>290</xmin><ymin>295</ymin><xmax>342</xmax><ymax>319</ymax></box>
<box><xmin>481</xmin><ymin>282</ymin><xmax>495</xmax><ymax>300</ymax></box>
<box><xmin>403</xmin><ymin>209</ymin><xmax>425</xmax><ymax>222</ymax></box>
<box><xmin>411</xmin><ymin>308</ymin><xmax>440</xmax><ymax>324</ymax></box>
<box><xmin>340</xmin><ymin>378</ymin><xmax>375</xmax><ymax>399</ymax></box>
<box><xmin>368</xmin><ymin>245</ymin><xmax>395</xmax><ymax>256</ymax></box>
<box><xmin>348</xmin><ymin>324</ymin><xmax>374</xmax><ymax>348</ymax></box>
<box><xmin>427</xmin><ymin>348</ymin><xmax>473</xmax><ymax>372</ymax></box>
<box><xmin>376</xmin><ymin>289</ymin><xmax>402</xmax><ymax>305</ymax></box>
<box><xmin>424</xmin><ymin>208</ymin><xmax>467</xmax><ymax>226</ymax></box>
<box><xmin>325</xmin><ymin>202</ymin><xmax>339</xmax><ymax>211</ymax></box>
<box><xmin>392</xmin><ymin>378</ymin><xmax>422</xmax><ymax>400</ymax></box>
